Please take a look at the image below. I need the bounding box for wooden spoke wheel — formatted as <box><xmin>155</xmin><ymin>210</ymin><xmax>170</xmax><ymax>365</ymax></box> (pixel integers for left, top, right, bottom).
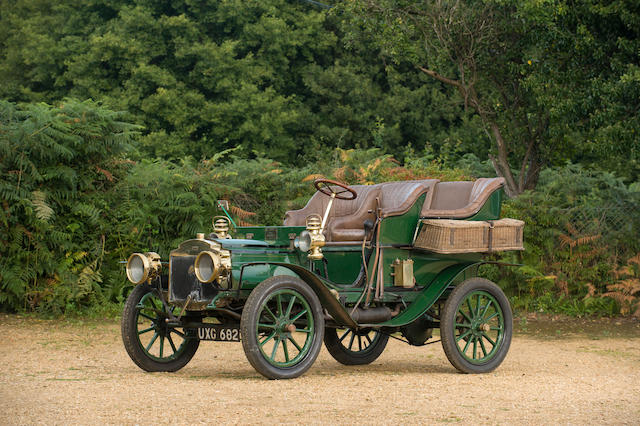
<box><xmin>324</xmin><ymin>327</ymin><xmax>389</xmax><ymax>365</ymax></box>
<box><xmin>121</xmin><ymin>284</ymin><xmax>199</xmax><ymax>372</ymax></box>
<box><xmin>241</xmin><ymin>276</ymin><xmax>325</xmax><ymax>379</ymax></box>
<box><xmin>440</xmin><ymin>278</ymin><xmax>512</xmax><ymax>373</ymax></box>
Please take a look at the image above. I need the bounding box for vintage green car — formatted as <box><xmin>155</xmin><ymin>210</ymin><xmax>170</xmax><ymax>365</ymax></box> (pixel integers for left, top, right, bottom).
<box><xmin>121</xmin><ymin>177</ymin><xmax>523</xmax><ymax>379</ymax></box>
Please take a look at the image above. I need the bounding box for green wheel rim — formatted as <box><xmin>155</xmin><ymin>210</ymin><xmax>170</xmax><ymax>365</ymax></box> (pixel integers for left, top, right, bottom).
<box><xmin>453</xmin><ymin>290</ymin><xmax>505</xmax><ymax>365</ymax></box>
<box><xmin>256</xmin><ymin>288</ymin><xmax>315</xmax><ymax>368</ymax></box>
<box><xmin>335</xmin><ymin>329</ymin><xmax>382</xmax><ymax>355</ymax></box>
<box><xmin>135</xmin><ymin>291</ymin><xmax>190</xmax><ymax>363</ymax></box>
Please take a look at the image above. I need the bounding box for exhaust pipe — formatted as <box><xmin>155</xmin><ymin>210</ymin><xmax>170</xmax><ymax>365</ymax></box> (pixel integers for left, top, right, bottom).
<box><xmin>350</xmin><ymin>305</ymin><xmax>400</xmax><ymax>323</ymax></box>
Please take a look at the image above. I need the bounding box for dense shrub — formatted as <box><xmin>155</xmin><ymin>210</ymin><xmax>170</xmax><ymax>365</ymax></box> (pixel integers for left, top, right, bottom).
<box><xmin>1</xmin><ymin>100</ymin><xmax>638</xmax><ymax>316</ymax></box>
<box><xmin>0</xmin><ymin>99</ymin><xmax>138</xmax><ymax>313</ymax></box>
<box><xmin>489</xmin><ymin>164</ymin><xmax>640</xmax><ymax>316</ymax></box>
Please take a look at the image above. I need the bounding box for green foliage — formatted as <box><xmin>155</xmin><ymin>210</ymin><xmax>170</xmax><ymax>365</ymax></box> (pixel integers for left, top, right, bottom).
<box><xmin>0</xmin><ymin>99</ymin><xmax>139</xmax><ymax>313</ymax></box>
<box><xmin>1</xmin><ymin>1</ymin><xmax>639</xmax><ymax>317</ymax></box>
<box><xmin>338</xmin><ymin>0</ymin><xmax>559</xmax><ymax>195</ymax></box>
<box><xmin>338</xmin><ymin>0</ymin><xmax>640</xmax><ymax>195</ymax></box>
<box><xmin>486</xmin><ymin>164</ymin><xmax>640</xmax><ymax>316</ymax></box>
<box><xmin>527</xmin><ymin>0</ymin><xmax>640</xmax><ymax>181</ymax></box>
<box><xmin>0</xmin><ymin>104</ymin><xmax>472</xmax><ymax>314</ymax></box>
<box><xmin>0</xmin><ymin>0</ymin><xmax>462</xmax><ymax>163</ymax></box>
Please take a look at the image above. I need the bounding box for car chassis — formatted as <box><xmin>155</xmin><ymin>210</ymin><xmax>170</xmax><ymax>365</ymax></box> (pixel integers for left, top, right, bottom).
<box><xmin>121</xmin><ymin>177</ymin><xmax>521</xmax><ymax>379</ymax></box>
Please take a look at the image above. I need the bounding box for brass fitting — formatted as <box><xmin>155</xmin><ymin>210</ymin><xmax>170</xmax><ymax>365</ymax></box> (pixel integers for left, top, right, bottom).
<box><xmin>305</xmin><ymin>214</ymin><xmax>325</xmax><ymax>260</ymax></box>
<box><xmin>212</xmin><ymin>216</ymin><xmax>231</xmax><ymax>239</ymax></box>
<box><xmin>390</xmin><ymin>258</ymin><xmax>415</xmax><ymax>288</ymax></box>
<box><xmin>194</xmin><ymin>248</ymin><xmax>232</xmax><ymax>289</ymax></box>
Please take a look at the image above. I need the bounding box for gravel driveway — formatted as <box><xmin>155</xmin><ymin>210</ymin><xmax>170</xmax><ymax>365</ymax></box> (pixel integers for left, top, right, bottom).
<box><xmin>1</xmin><ymin>315</ymin><xmax>639</xmax><ymax>425</ymax></box>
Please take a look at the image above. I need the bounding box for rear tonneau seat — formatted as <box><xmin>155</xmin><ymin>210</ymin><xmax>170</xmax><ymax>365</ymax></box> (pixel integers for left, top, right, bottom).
<box><xmin>421</xmin><ymin>178</ymin><xmax>505</xmax><ymax>219</ymax></box>
<box><xmin>378</xmin><ymin>179</ymin><xmax>439</xmax><ymax>218</ymax></box>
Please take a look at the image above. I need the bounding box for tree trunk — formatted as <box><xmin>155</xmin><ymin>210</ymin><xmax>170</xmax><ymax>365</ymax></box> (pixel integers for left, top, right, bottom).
<box><xmin>417</xmin><ymin>67</ymin><xmax>542</xmax><ymax>197</ymax></box>
<box><xmin>488</xmin><ymin>121</ymin><xmax>519</xmax><ymax>197</ymax></box>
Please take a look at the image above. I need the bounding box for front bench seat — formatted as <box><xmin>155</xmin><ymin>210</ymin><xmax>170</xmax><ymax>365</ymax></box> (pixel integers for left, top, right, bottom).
<box><xmin>283</xmin><ymin>185</ymin><xmax>380</xmax><ymax>242</ymax></box>
<box><xmin>421</xmin><ymin>177</ymin><xmax>505</xmax><ymax>219</ymax></box>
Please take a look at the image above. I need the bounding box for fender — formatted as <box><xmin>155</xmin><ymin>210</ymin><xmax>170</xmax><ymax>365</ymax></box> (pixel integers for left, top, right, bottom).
<box><xmin>361</xmin><ymin>261</ymin><xmax>484</xmax><ymax>328</ymax></box>
<box><xmin>252</xmin><ymin>262</ymin><xmax>358</xmax><ymax>329</ymax></box>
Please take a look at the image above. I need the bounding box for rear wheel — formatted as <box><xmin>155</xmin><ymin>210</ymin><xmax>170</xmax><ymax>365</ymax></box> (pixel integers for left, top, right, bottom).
<box><xmin>121</xmin><ymin>283</ymin><xmax>199</xmax><ymax>372</ymax></box>
<box><xmin>440</xmin><ymin>278</ymin><xmax>512</xmax><ymax>374</ymax></box>
<box><xmin>324</xmin><ymin>328</ymin><xmax>388</xmax><ymax>365</ymax></box>
<box><xmin>241</xmin><ymin>276</ymin><xmax>325</xmax><ymax>379</ymax></box>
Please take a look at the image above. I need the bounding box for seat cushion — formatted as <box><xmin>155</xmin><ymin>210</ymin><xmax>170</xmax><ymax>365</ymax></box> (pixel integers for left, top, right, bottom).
<box><xmin>284</xmin><ymin>178</ymin><xmax>503</xmax><ymax>241</ymax></box>
<box><xmin>331</xmin><ymin>228</ymin><xmax>366</xmax><ymax>242</ymax></box>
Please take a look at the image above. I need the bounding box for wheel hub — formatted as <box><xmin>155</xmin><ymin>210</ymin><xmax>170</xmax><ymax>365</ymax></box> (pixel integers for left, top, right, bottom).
<box><xmin>469</xmin><ymin>318</ymin><xmax>489</xmax><ymax>337</ymax></box>
<box><xmin>272</xmin><ymin>318</ymin><xmax>295</xmax><ymax>338</ymax></box>
<box><xmin>152</xmin><ymin>314</ymin><xmax>170</xmax><ymax>337</ymax></box>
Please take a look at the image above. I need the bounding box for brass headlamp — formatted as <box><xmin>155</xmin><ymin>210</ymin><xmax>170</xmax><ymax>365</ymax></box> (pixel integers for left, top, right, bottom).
<box><xmin>126</xmin><ymin>252</ymin><xmax>162</xmax><ymax>284</ymax></box>
<box><xmin>304</xmin><ymin>214</ymin><xmax>325</xmax><ymax>260</ymax></box>
<box><xmin>194</xmin><ymin>249</ymin><xmax>232</xmax><ymax>289</ymax></box>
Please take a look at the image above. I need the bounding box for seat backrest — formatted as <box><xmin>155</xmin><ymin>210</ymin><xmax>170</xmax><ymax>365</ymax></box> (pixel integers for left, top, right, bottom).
<box><xmin>282</xmin><ymin>185</ymin><xmax>380</xmax><ymax>227</ymax></box>
<box><xmin>282</xmin><ymin>192</ymin><xmax>324</xmax><ymax>226</ymax></box>
<box><xmin>378</xmin><ymin>179</ymin><xmax>439</xmax><ymax>218</ymax></box>
<box><xmin>469</xmin><ymin>177</ymin><xmax>501</xmax><ymax>203</ymax></box>
<box><xmin>421</xmin><ymin>177</ymin><xmax>505</xmax><ymax>218</ymax></box>
<box><xmin>425</xmin><ymin>181</ymin><xmax>474</xmax><ymax>212</ymax></box>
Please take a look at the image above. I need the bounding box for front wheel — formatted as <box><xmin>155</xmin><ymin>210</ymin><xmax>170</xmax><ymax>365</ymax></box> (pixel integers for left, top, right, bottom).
<box><xmin>440</xmin><ymin>278</ymin><xmax>512</xmax><ymax>374</ymax></box>
<box><xmin>324</xmin><ymin>328</ymin><xmax>388</xmax><ymax>365</ymax></box>
<box><xmin>241</xmin><ymin>276</ymin><xmax>325</xmax><ymax>379</ymax></box>
<box><xmin>121</xmin><ymin>283</ymin><xmax>199</xmax><ymax>372</ymax></box>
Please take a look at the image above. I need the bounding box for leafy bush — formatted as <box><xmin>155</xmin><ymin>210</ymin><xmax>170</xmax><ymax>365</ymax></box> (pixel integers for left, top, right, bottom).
<box><xmin>2</xmin><ymin>101</ymin><xmax>638</xmax><ymax>318</ymax></box>
<box><xmin>0</xmin><ymin>99</ymin><xmax>138</xmax><ymax>313</ymax></box>
<box><xmin>489</xmin><ymin>164</ymin><xmax>640</xmax><ymax>316</ymax></box>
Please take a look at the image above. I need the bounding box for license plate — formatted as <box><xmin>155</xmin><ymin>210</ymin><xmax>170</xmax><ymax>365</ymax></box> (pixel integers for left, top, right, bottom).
<box><xmin>196</xmin><ymin>325</ymin><xmax>241</xmax><ymax>342</ymax></box>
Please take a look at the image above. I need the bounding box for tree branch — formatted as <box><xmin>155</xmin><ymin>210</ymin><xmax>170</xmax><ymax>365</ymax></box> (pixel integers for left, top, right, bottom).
<box><xmin>417</xmin><ymin>67</ymin><xmax>461</xmax><ymax>88</ymax></box>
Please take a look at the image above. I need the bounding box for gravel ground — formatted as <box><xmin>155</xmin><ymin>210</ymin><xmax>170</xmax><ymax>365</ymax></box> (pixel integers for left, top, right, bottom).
<box><xmin>1</xmin><ymin>314</ymin><xmax>639</xmax><ymax>425</ymax></box>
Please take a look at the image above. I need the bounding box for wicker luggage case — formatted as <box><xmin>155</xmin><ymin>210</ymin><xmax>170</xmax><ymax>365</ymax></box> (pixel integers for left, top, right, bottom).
<box><xmin>414</xmin><ymin>218</ymin><xmax>524</xmax><ymax>254</ymax></box>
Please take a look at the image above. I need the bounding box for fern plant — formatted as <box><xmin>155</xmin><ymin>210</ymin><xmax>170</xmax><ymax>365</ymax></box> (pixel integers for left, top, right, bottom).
<box><xmin>0</xmin><ymin>99</ymin><xmax>138</xmax><ymax>312</ymax></box>
<box><xmin>604</xmin><ymin>254</ymin><xmax>640</xmax><ymax>317</ymax></box>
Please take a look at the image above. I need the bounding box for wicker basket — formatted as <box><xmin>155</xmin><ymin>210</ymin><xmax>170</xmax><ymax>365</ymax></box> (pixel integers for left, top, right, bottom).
<box><xmin>414</xmin><ymin>218</ymin><xmax>524</xmax><ymax>254</ymax></box>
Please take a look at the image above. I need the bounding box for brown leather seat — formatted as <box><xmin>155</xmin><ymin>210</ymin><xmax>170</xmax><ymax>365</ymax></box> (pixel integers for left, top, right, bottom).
<box><xmin>283</xmin><ymin>180</ymin><xmax>441</xmax><ymax>241</ymax></box>
<box><xmin>330</xmin><ymin>179</ymin><xmax>439</xmax><ymax>239</ymax></box>
<box><xmin>378</xmin><ymin>180</ymin><xmax>439</xmax><ymax>218</ymax></box>
<box><xmin>283</xmin><ymin>185</ymin><xmax>380</xmax><ymax>241</ymax></box>
<box><xmin>283</xmin><ymin>177</ymin><xmax>503</xmax><ymax>241</ymax></box>
<box><xmin>421</xmin><ymin>177</ymin><xmax>505</xmax><ymax>218</ymax></box>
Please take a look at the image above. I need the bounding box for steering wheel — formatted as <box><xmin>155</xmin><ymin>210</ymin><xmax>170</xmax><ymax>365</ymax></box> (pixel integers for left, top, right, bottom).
<box><xmin>313</xmin><ymin>178</ymin><xmax>357</xmax><ymax>200</ymax></box>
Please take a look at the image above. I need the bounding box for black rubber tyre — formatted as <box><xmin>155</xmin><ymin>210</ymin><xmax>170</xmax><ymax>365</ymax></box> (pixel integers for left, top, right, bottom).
<box><xmin>121</xmin><ymin>283</ymin><xmax>199</xmax><ymax>372</ymax></box>
<box><xmin>241</xmin><ymin>276</ymin><xmax>325</xmax><ymax>379</ymax></box>
<box><xmin>440</xmin><ymin>278</ymin><xmax>512</xmax><ymax>374</ymax></box>
<box><xmin>324</xmin><ymin>328</ymin><xmax>389</xmax><ymax>365</ymax></box>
